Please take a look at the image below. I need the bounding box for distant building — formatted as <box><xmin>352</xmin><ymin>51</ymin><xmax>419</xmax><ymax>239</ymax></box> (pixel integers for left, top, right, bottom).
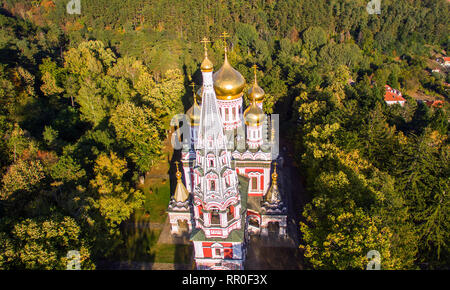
<box><xmin>443</xmin><ymin>57</ymin><xmax>450</xmax><ymax>67</ymax></box>
<box><xmin>424</xmin><ymin>100</ymin><xmax>444</xmax><ymax>109</ymax></box>
<box><xmin>437</xmin><ymin>56</ymin><xmax>450</xmax><ymax>67</ymax></box>
<box><xmin>384</xmin><ymin>85</ymin><xmax>406</xmax><ymax>106</ymax></box>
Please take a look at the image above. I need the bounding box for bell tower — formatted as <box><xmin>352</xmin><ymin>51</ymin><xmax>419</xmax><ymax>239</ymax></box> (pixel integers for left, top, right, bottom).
<box><xmin>190</xmin><ymin>37</ymin><xmax>248</xmax><ymax>270</ymax></box>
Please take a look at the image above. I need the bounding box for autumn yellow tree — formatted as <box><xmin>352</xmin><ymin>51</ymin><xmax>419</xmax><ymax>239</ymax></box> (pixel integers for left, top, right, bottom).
<box><xmin>90</xmin><ymin>152</ymin><xmax>144</xmax><ymax>234</ymax></box>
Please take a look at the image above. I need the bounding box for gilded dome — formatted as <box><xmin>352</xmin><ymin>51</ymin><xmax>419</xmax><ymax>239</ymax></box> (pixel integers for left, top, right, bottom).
<box><xmin>244</xmin><ymin>95</ymin><xmax>265</xmax><ymax>126</ymax></box>
<box><xmin>248</xmin><ymin>65</ymin><xmax>265</xmax><ymax>103</ymax></box>
<box><xmin>173</xmin><ymin>162</ymin><xmax>189</xmax><ymax>202</ymax></box>
<box><xmin>200</xmin><ymin>55</ymin><xmax>214</xmax><ymax>72</ymax></box>
<box><xmin>248</xmin><ymin>81</ymin><xmax>265</xmax><ymax>103</ymax></box>
<box><xmin>186</xmin><ymin>97</ymin><xmax>201</xmax><ymax>126</ymax></box>
<box><xmin>213</xmin><ymin>55</ymin><xmax>246</xmax><ymax>100</ymax></box>
<box><xmin>265</xmin><ymin>163</ymin><xmax>281</xmax><ymax>204</ymax></box>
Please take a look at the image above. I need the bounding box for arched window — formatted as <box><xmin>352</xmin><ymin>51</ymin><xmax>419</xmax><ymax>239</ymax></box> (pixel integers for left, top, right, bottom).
<box><xmin>211</xmin><ymin>209</ymin><xmax>220</xmax><ymax>225</ymax></box>
<box><xmin>225</xmin><ymin>108</ymin><xmax>229</xmax><ymax>121</ymax></box>
<box><xmin>227</xmin><ymin>206</ymin><xmax>234</xmax><ymax>221</ymax></box>
<box><xmin>207</xmin><ymin>155</ymin><xmax>215</xmax><ymax>167</ymax></box>
<box><xmin>251</xmin><ymin>176</ymin><xmax>258</xmax><ymax>190</ymax></box>
<box><xmin>197</xmin><ymin>205</ymin><xmax>203</xmax><ymax>220</ymax></box>
<box><xmin>232</xmin><ymin>107</ymin><xmax>236</xmax><ymax>120</ymax></box>
<box><xmin>210</xmin><ymin>179</ymin><xmax>216</xmax><ymax>191</ymax></box>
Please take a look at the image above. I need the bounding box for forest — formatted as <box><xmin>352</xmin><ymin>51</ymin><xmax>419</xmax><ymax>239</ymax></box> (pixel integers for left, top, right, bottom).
<box><xmin>0</xmin><ymin>0</ymin><xmax>448</xmax><ymax>269</ymax></box>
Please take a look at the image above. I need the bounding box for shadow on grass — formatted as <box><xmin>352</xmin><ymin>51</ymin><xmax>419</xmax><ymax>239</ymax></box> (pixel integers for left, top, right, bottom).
<box><xmin>119</xmin><ymin>211</ymin><xmax>159</xmax><ymax>263</ymax></box>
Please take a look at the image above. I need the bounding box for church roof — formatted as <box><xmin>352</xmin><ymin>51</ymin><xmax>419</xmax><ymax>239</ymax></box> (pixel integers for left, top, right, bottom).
<box><xmin>265</xmin><ymin>163</ymin><xmax>281</xmax><ymax>204</ymax></box>
<box><xmin>173</xmin><ymin>162</ymin><xmax>189</xmax><ymax>203</ymax></box>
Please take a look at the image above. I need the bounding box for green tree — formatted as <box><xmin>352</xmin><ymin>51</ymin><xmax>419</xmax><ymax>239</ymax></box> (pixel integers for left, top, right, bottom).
<box><xmin>0</xmin><ymin>216</ymin><xmax>94</xmax><ymax>270</ymax></box>
<box><xmin>110</xmin><ymin>101</ymin><xmax>162</xmax><ymax>173</ymax></box>
<box><xmin>90</xmin><ymin>152</ymin><xmax>144</xmax><ymax>234</ymax></box>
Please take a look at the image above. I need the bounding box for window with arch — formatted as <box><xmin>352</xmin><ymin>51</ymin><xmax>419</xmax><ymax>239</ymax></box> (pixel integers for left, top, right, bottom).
<box><xmin>251</xmin><ymin>176</ymin><xmax>258</xmax><ymax>190</ymax></box>
<box><xmin>225</xmin><ymin>108</ymin><xmax>229</xmax><ymax>121</ymax></box>
<box><xmin>197</xmin><ymin>205</ymin><xmax>203</xmax><ymax>219</ymax></box>
<box><xmin>232</xmin><ymin>107</ymin><xmax>236</xmax><ymax>120</ymax></box>
<box><xmin>227</xmin><ymin>206</ymin><xmax>234</xmax><ymax>221</ymax></box>
<box><xmin>210</xmin><ymin>179</ymin><xmax>216</xmax><ymax>191</ymax></box>
<box><xmin>207</xmin><ymin>155</ymin><xmax>215</xmax><ymax>167</ymax></box>
<box><xmin>211</xmin><ymin>209</ymin><xmax>220</xmax><ymax>225</ymax></box>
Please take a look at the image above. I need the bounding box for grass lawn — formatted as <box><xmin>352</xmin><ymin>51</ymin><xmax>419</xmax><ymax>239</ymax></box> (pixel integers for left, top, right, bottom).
<box><xmin>119</xmin><ymin>209</ymin><xmax>193</xmax><ymax>264</ymax></box>
<box><xmin>136</xmin><ymin>177</ymin><xmax>171</xmax><ymax>224</ymax></box>
<box><xmin>117</xmin><ymin>138</ymin><xmax>193</xmax><ymax>265</ymax></box>
<box><xmin>116</xmin><ymin>177</ymin><xmax>172</xmax><ymax>262</ymax></box>
<box><xmin>150</xmin><ymin>244</ymin><xmax>193</xmax><ymax>264</ymax></box>
<box><xmin>121</xmin><ymin>226</ymin><xmax>161</xmax><ymax>262</ymax></box>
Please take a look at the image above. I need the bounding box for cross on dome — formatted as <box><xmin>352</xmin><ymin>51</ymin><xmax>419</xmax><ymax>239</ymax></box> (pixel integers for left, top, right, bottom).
<box><xmin>219</xmin><ymin>31</ymin><xmax>230</xmax><ymax>56</ymax></box>
<box><xmin>200</xmin><ymin>37</ymin><xmax>211</xmax><ymax>56</ymax></box>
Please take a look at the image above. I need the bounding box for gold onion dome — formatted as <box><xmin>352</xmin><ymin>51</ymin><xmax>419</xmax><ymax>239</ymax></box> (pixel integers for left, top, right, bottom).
<box><xmin>173</xmin><ymin>162</ymin><xmax>189</xmax><ymax>203</ymax></box>
<box><xmin>200</xmin><ymin>37</ymin><xmax>214</xmax><ymax>72</ymax></box>
<box><xmin>187</xmin><ymin>99</ymin><xmax>200</xmax><ymax>126</ymax></box>
<box><xmin>200</xmin><ymin>55</ymin><xmax>214</xmax><ymax>72</ymax></box>
<box><xmin>187</xmin><ymin>83</ymin><xmax>201</xmax><ymax>126</ymax></box>
<box><xmin>213</xmin><ymin>53</ymin><xmax>246</xmax><ymax>100</ymax></box>
<box><xmin>248</xmin><ymin>65</ymin><xmax>265</xmax><ymax>103</ymax></box>
<box><xmin>265</xmin><ymin>162</ymin><xmax>281</xmax><ymax>204</ymax></box>
<box><xmin>244</xmin><ymin>93</ymin><xmax>265</xmax><ymax>126</ymax></box>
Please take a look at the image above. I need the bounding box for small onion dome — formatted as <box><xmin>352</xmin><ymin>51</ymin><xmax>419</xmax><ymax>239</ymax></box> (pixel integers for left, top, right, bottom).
<box><xmin>174</xmin><ymin>162</ymin><xmax>189</xmax><ymax>202</ymax></box>
<box><xmin>247</xmin><ymin>78</ymin><xmax>265</xmax><ymax>103</ymax></box>
<box><xmin>200</xmin><ymin>55</ymin><xmax>214</xmax><ymax>72</ymax></box>
<box><xmin>265</xmin><ymin>163</ymin><xmax>281</xmax><ymax>204</ymax></box>
<box><xmin>186</xmin><ymin>97</ymin><xmax>201</xmax><ymax>126</ymax></box>
<box><xmin>244</xmin><ymin>94</ymin><xmax>265</xmax><ymax>126</ymax></box>
<box><xmin>213</xmin><ymin>54</ymin><xmax>246</xmax><ymax>100</ymax></box>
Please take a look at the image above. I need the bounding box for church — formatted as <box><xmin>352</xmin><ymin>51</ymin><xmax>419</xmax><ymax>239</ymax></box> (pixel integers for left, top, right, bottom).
<box><xmin>167</xmin><ymin>33</ymin><xmax>287</xmax><ymax>270</ymax></box>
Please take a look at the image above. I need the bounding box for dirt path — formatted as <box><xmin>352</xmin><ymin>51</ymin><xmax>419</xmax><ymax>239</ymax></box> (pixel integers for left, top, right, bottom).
<box><xmin>157</xmin><ymin>217</ymin><xmax>191</xmax><ymax>245</ymax></box>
